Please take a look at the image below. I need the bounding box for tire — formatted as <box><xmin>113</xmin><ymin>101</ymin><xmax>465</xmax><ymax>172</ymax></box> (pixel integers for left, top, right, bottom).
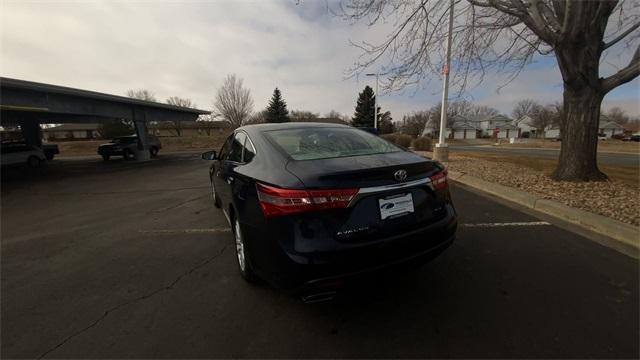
<box><xmin>102</xmin><ymin>155</ymin><xmax>110</xmax><ymax>161</ymax></box>
<box><xmin>210</xmin><ymin>178</ymin><xmax>221</xmax><ymax>208</ymax></box>
<box><xmin>27</xmin><ymin>156</ymin><xmax>41</xmax><ymax>168</ymax></box>
<box><xmin>149</xmin><ymin>147</ymin><xmax>159</xmax><ymax>157</ymax></box>
<box><xmin>123</xmin><ymin>149</ymin><xmax>134</xmax><ymax>160</ymax></box>
<box><xmin>233</xmin><ymin>217</ymin><xmax>257</xmax><ymax>282</ymax></box>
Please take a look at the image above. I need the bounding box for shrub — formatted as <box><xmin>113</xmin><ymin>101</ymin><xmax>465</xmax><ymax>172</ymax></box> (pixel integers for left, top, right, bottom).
<box><xmin>412</xmin><ymin>136</ymin><xmax>432</xmax><ymax>151</ymax></box>
<box><xmin>382</xmin><ymin>133</ymin><xmax>412</xmax><ymax>148</ymax></box>
<box><xmin>380</xmin><ymin>134</ymin><xmax>397</xmax><ymax>144</ymax></box>
<box><xmin>380</xmin><ymin>133</ymin><xmax>413</xmax><ymax>149</ymax></box>
<box><xmin>395</xmin><ymin>134</ymin><xmax>413</xmax><ymax>147</ymax></box>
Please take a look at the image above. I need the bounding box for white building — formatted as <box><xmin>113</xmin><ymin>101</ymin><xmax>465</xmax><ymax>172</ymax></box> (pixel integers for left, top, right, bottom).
<box><xmin>493</xmin><ymin>123</ymin><xmax>521</xmax><ymax>139</ymax></box>
<box><xmin>472</xmin><ymin>114</ymin><xmax>515</xmax><ymax>137</ymax></box>
<box><xmin>447</xmin><ymin>120</ymin><xmax>478</xmax><ymax>139</ymax></box>
<box><xmin>599</xmin><ymin>120</ymin><xmax>625</xmax><ymax>138</ymax></box>
<box><xmin>42</xmin><ymin>123</ymin><xmax>101</xmax><ymax>140</ymax></box>
<box><xmin>513</xmin><ymin>115</ymin><xmax>541</xmax><ymax>137</ymax></box>
<box><xmin>475</xmin><ymin>115</ymin><xmax>513</xmax><ymax>135</ymax></box>
<box><xmin>544</xmin><ymin>125</ymin><xmax>561</xmax><ymax>139</ymax></box>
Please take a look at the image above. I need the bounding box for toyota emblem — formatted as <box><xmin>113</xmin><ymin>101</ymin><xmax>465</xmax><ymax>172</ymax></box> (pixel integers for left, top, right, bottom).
<box><xmin>394</xmin><ymin>169</ymin><xmax>408</xmax><ymax>182</ymax></box>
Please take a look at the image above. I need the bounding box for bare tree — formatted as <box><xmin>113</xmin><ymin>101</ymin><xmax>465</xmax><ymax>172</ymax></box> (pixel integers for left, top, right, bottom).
<box><xmin>166</xmin><ymin>96</ymin><xmax>194</xmax><ymax>108</ymax></box>
<box><xmin>165</xmin><ymin>96</ymin><xmax>196</xmax><ymax>137</ymax></box>
<box><xmin>246</xmin><ymin>109</ymin><xmax>268</xmax><ymax>125</ymax></box>
<box><xmin>469</xmin><ymin>105</ymin><xmax>500</xmax><ymax>119</ymax></box>
<box><xmin>512</xmin><ymin>99</ymin><xmax>540</xmax><ymax>120</ymax></box>
<box><xmin>290</xmin><ymin>110</ymin><xmax>320</xmax><ymax>121</ymax></box>
<box><xmin>197</xmin><ymin>114</ymin><xmax>226</xmax><ymax>136</ymax></box>
<box><xmin>124</xmin><ymin>89</ymin><xmax>157</xmax><ymax>134</ymax></box>
<box><xmin>325</xmin><ymin>110</ymin><xmax>344</xmax><ymax>119</ymax></box>
<box><xmin>528</xmin><ymin>104</ymin><xmax>556</xmax><ymax>135</ymax></box>
<box><xmin>606</xmin><ymin>106</ymin><xmax>630</xmax><ymax>125</ymax></box>
<box><xmin>214</xmin><ymin>74</ymin><xmax>254</xmax><ymax>129</ymax></box>
<box><xmin>339</xmin><ymin>0</ymin><xmax>640</xmax><ymax>181</ymax></box>
<box><xmin>426</xmin><ymin>100</ymin><xmax>497</xmax><ymax>132</ymax></box>
<box><xmin>400</xmin><ymin>111</ymin><xmax>430</xmax><ymax>137</ymax></box>
<box><xmin>126</xmin><ymin>89</ymin><xmax>157</xmax><ymax>102</ymax></box>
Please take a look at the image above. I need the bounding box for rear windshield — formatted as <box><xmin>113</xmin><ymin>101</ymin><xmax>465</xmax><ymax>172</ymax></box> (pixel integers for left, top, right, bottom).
<box><xmin>265</xmin><ymin>127</ymin><xmax>402</xmax><ymax>160</ymax></box>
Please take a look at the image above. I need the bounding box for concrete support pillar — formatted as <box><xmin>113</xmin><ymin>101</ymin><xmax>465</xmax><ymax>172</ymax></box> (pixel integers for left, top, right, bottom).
<box><xmin>132</xmin><ymin>107</ymin><xmax>151</xmax><ymax>161</ymax></box>
<box><xmin>20</xmin><ymin>121</ymin><xmax>42</xmax><ymax>147</ymax></box>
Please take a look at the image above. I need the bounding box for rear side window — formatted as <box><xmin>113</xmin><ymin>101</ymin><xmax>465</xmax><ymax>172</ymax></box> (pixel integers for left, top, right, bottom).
<box><xmin>265</xmin><ymin>127</ymin><xmax>401</xmax><ymax>160</ymax></box>
<box><xmin>228</xmin><ymin>132</ymin><xmax>246</xmax><ymax>162</ymax></box>
<box><xmin>243</xmin><ymin>136</ymin><xmax>256</xmax><ymax>163</ymax></box>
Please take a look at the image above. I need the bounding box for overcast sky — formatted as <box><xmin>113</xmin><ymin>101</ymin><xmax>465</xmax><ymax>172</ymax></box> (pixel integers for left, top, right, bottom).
<box><xmin>1</xmin><ymin>0</ymin><xmax>638</xmax><ymax>120</ymax></box>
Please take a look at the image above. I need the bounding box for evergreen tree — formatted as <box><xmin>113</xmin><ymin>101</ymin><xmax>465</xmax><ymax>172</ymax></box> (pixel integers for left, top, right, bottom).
<box><xmin>265</xmin><ymin>88</ymin><xmax>289</xmax><ymax>123</ymax></box>
<box><xmin>98</xmin><ymin>120</ymin><xmax>134</xmax><ymax>139</ymax></box>
<box><xmin>352</xmin><ymin>86</ymin><xmax>376</xmax><ymax>128</ymax></box>
<box><xmin>377</xmin><ymin>109</ymin><xmax>394</xmax><ymax>134</ymax></box>
<box><xmin>352</xmin><ymin>86</ymin><xmax>393</xmax><ymax>132</ymax></box>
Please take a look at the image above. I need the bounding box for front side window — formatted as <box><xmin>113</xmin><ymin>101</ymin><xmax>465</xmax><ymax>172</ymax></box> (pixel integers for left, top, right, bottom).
<box><xmin>265</xmin><ymin>127</ymin><xmax>401</xmax><ymax>161</ymax></box>
<box><xmin>218</xmin><ymin>135</ymin><xmax>233</xmax><ymax>160</ymax></box>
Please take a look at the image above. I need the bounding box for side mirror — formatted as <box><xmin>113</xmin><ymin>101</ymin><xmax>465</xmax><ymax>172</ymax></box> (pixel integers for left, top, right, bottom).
<box><xmin>201</xmin><ymin>150</ymin><xmax>217</xmax><ymax>160</ymax></box>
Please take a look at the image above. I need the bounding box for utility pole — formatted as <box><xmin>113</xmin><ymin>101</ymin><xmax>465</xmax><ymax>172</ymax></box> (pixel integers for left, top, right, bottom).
<box><xmin>434</xmin><ymin>0</ymin><xmax>454</xmax><ymax>162</ymax></box>
<box><xmin>366</xmin><ymin>73</ymin><xmax>379</xmax><ymax>130</ymax></box>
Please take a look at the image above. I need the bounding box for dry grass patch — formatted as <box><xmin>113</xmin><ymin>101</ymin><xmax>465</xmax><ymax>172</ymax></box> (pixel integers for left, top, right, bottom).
<box><xmin>415</xmin><ymin>150</ymin><xmax>638</xmax><ymax>225</ymax></box>
<box><xmin>457</xmin><ymin>151</ymin><xmax>639</xmax><ymax>188</ymax></box>
<box><xmin>500</xmin><ymin>139</ymin><xmax>639</xmax><ymax>153</ymax></box>
<box><xmin>52</xmin><ymin>133</ymin><xmax>232</xmax><ymax>157</ymax></box>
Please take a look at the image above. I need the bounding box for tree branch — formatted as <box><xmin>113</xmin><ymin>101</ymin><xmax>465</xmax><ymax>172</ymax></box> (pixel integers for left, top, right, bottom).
<box><xmin>604</xmin><ymin>21</ymin><xmax>640</xmax><ymax>50</ymax></box>
<box><xmin>601</xmin><ymin>45</ymin><xmax>640</xmax><ymax>93</ymax></box>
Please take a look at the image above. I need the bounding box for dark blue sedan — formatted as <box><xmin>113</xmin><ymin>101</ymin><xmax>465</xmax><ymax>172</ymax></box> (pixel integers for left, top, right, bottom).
<box><xmin>202</xmin><ymin>123</ymin><xmax>457</xmax><ymax>301</ymax></box>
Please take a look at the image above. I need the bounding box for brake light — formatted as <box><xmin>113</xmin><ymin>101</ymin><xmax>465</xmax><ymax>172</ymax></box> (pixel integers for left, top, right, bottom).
<box><xmin>429</xmin><ymin>169</ymin><xmax>448</xmax><ymax>190</ymax></box>
<box><xmin>256</xmin><ymin>183</ymin><xmax>358</xmax><ymax>217</ymax></box>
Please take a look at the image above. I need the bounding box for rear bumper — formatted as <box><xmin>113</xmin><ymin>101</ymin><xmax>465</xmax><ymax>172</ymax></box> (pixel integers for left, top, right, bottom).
<box><xmin>302</xmin><ymin>233</ymin><xmax>454</xmax><ymax>293</ymax></box>
<box><xmin>242</xmin><ymin>205</ymin><xmax>457</xmax><ymax>290</ymax></box>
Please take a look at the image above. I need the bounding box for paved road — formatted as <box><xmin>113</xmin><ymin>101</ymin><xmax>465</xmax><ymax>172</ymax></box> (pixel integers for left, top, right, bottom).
<box><xmin>450</xmin><ymin>145</ymin><xmax>640</xmax><ymax>167</ymax></box>
<box><xmin>2</xmin><ymin>155</ymin><xmax>638</xmax><ymax>358</ymax></box>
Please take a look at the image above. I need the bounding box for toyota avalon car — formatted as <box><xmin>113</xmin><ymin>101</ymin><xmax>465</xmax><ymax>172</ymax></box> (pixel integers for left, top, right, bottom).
<box><xmin>202</xmin><ymin>123</ymin><xmax>457</xmax><ymax>299</ymax></box>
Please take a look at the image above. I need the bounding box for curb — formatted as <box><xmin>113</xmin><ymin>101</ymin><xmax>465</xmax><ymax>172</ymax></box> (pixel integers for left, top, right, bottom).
<box><xmin>448</xmin><ymin>170</ymin><xmax>640</xmax><ymax>257</ymax></box>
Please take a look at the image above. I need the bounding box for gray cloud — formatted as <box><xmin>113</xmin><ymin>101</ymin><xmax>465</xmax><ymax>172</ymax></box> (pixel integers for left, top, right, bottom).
<box><xmin>1</xmin><ymin>0</ymin><xmax>638</xmax><ymax>120</ymax></box>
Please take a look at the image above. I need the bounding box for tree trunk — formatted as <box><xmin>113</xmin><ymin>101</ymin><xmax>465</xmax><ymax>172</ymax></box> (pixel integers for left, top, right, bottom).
<box><xmin>552</xmin><ymin>87</ymin><xmax>606</xmax><ymax>181</ymax></box>
<box><xmin>552</xmin><ymin>23</ymin><xmax>608</xmax><ymax>182</ymax></box>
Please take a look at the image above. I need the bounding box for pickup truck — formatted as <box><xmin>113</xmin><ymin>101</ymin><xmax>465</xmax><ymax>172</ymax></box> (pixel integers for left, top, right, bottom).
<box><xmin>1</xmin><ymin>142</ymin><xmax>47</xmax><ymax>167</ymax></box>
<box><xmin>97</xmin><ymin>135</ymin><xmax>162</xmax><ymax>161</ymax></box>
<box><xmin>42</xmin><ymin>144</ymin><xmax>59</xmax><ymax>160</ymax></box>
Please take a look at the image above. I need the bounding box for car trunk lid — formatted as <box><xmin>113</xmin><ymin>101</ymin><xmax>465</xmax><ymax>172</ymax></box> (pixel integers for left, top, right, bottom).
<box><xmin>285</xmin><ymin>151</ymin><xmax>440</xmax><ymax>189</ymax></box>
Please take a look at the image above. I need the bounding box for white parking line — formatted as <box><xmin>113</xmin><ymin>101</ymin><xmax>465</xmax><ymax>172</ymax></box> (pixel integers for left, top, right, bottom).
<box><xmin>461</xmin><ymin>221</ymin><xmax>551</xmax><ymax>228</ymax></box>
<box><xmin>138</xmin><ymin>228</ymin><xmax>231</xmax><ymax>234</ymax></box>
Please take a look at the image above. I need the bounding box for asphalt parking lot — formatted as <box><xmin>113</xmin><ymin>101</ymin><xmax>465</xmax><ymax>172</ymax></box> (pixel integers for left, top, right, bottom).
<box><xmin>2</xmin><ymin>154</ymin><xmax>638</xmax><ymax>358</ymax></box>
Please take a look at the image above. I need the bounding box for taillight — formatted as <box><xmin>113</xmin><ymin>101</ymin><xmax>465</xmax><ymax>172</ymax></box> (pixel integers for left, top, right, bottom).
<box><xmin>256</xmin><ymin>183</ymin><xmax>359</xmax><ymax>218</ymax></box>
<box><xmin>429</xmin><ymin>169</ymin><xmax>448</xmax><ymax>190</ymax></box>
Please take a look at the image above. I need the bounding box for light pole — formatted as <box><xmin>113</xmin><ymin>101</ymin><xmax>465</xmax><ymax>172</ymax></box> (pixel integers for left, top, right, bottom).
<box><xmin>434</xmin><ymin>0</ymin><xmax>454</xmax><ymax>162</ymax></box>
<box><xmin>366</xmin><ymin>73</ymin><xmax>379</xmax><ymax>129</ymax></box>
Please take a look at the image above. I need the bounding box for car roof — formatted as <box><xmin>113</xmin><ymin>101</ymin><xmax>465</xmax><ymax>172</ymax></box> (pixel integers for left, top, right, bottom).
<box><xmin>238</xmin><ymin>122</ymin><xmax>350</xmax><ymax>132</ymax></box>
